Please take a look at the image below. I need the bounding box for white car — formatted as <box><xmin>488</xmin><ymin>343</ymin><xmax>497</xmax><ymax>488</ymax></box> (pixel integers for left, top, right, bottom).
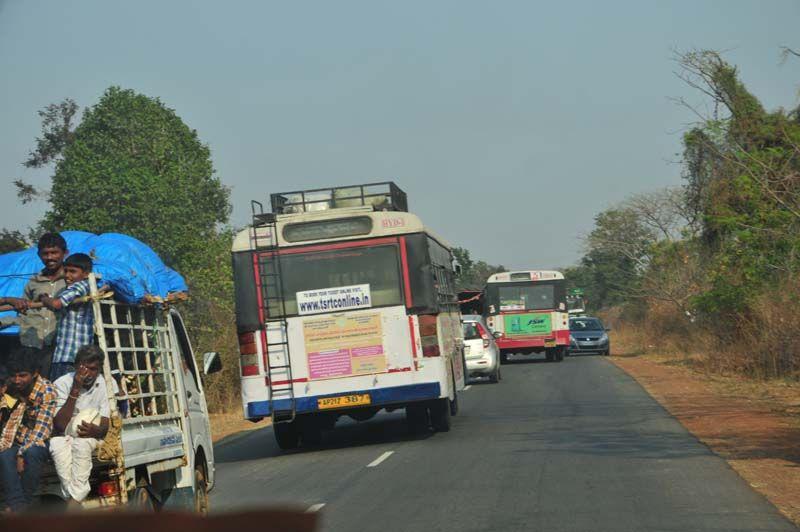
<box><xmin>462</xmin><ymin>315</ymin><xmax>501</xmax><ymax>383</ymax></box>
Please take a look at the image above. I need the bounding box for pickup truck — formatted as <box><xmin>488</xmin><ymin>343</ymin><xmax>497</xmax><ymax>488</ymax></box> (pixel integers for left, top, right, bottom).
<box><xmin>36</xmin><ymin>274</ymin><xmax>221</xmax><ymax>513</ymax></box>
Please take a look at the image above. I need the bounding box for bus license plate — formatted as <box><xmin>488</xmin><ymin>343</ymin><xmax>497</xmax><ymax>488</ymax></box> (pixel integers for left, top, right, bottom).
<box><xmin>545</xmin><ymin>339</ymin><xmax>557</xmax><ymax>347</ymax></box>
<box><xmin>318</xmin><ymin>394</ymin><xmax>371</xmax><ymax>410</ymax></box>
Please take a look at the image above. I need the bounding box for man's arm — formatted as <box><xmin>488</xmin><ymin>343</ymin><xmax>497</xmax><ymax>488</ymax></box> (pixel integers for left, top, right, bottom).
<box><xmin>0</xmin><ymin>296</ymin><xmax>30</xmax><ymax>313</ymax></box>
<box><xmin>17</xmin><ymin>385</ymin><xmax>57</xmax><ymax>456</ymax></box>
<box><xmin>40</xmin><ymin>281</ymin><xmax>89</xmax><ymax>311</ymax></box>
<box><xmin>53</xmin><ymin>371</ymin><xmax>87</xmax><ymax>434</ymax></box>
<box><xmin>77</xmin><ymin>416</ymin><xmax>109</xmax><ymax>439</ymax></box>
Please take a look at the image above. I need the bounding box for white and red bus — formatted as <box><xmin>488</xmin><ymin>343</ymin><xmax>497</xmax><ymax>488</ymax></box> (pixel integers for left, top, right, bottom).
<box><xmin>231</xmin><ymin>183</ymin><xmax>465</xmax><ymax>449</ymax></box>
<box><xmin>484</xmin><ymin>270</ymin><xmax>569</xmax><ymax>363</ymax></box>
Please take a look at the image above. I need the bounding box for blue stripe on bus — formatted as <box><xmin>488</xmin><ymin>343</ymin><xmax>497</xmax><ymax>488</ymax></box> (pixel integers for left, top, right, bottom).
<box><xmin>246</xmin><ymin>382</ymin><xmax>442</xmax><ymax>418</ymax></box>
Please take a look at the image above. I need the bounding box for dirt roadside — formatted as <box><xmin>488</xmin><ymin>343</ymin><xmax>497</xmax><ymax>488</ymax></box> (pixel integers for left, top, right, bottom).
<box><xmin>210</xmin><ymin>412</ymin><xmax>269</xmax><ymax>443</ymax></box>
<box><xmin>610</xmin><ymin>353</ymin><xmax>800</xmax><ymax>526</ymax></box>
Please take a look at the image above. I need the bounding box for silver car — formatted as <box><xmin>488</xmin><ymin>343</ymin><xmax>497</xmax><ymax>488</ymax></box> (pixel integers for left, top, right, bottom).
<box><xmin>462</xmin><ymin>314</ymin><xmax>501</xmax><ymax>383</ymax></box>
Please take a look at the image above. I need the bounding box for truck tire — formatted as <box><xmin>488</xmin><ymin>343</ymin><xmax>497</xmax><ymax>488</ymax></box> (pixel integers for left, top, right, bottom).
<box><xmin>194</xmin><ymin>464</ymin><xmax>209</xmax><ymax>516</ymax></box>
<box><xmin>274</xmin><ymin>420</ymin><xmax>300</xmax><ymax>450</ymax></box>
<box><xmin>500</xmin><ymin>352</ymin><xmax>509</xmax><ymax>365</ymax></box>
<box><xmin>546</xmin><ymin>350</ymin><xmax>555</xmax><ymax>362</ymax></box>
<box><xmin>556</xmin><ymin>347</ymin><xmax>565</xmax><ymax>362</ymax></box>
<box><xmin>429</xmin><ymin>398</ymin><xmax>451</xmax><ymax>432</ymax></box>
<box><xmin>130</xmin><ymin>485</ymin><xmax>157</xmax><ymax>512</ymax></box>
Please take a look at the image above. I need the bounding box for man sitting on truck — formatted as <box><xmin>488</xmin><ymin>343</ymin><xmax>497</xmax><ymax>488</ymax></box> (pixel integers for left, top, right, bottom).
<box><xmin>0</xmin><ymin>347</ymin><xmax>56</xmax><ymax>512</ymax></box>
<box><xmin>50</xmin><ymin>345</ymin><xmax>113</xmax><ymax>504</ymax></box>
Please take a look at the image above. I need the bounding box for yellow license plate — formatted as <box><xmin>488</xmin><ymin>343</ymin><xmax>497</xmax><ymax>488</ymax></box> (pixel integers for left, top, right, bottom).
<box><xmin>544</xmin><ymin>339</ymin><xmax>557</xmax><ymax>347</ymax></box>
<box><xmin>317</xmin><ymin>394</ymin><xmax>371</xmax><ymax>410</ymax></box>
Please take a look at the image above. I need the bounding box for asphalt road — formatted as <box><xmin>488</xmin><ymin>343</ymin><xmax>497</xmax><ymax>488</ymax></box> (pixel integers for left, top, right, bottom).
<box><xmin>211</xmin><ymin>355</ymin><xmax>797</xmax><ymax>532</ymax></box>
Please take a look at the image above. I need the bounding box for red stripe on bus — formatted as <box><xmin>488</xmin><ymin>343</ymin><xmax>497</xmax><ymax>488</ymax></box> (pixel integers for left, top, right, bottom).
<box><xmin>267</xmin><ymin>237</ymin><xmax>398</xmax><ymax>256</ymax></box>
<box><xmin>408</xmin><ymin>316</ymin><xmax>418</xmax><ymax>358</ymax></box>
<box><xmin>266</xmin><ymin>377</ymin><xmax>309</xmax><ymax>385</ymax></box>
<box><xmin>399</xmin><ymin>236</ymin><xmax>413</xmax><ymax>307</ymax></box>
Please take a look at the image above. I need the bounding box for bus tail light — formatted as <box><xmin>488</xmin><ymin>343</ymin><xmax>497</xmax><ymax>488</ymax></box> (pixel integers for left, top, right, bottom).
<box><xmin>238</xmin><ymin>332</ymin><xmax>260</xmax><ymax>376</ymax></box>
<box><xmin>476</xmin><ymin>323</ymin><xmax>491</xmax><ymax>348</ymax></box>
<box><xmin>419</xmin><ymin>315</ymin><xmax>440</xmax><ymax>357</ymax></box>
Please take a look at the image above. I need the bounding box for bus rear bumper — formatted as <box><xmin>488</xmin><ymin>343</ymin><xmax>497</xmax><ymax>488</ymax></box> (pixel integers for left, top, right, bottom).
<box><xmin>497</xmin><ymin>330</ymin><xmax>570</xmax><ymax>351</ymax></box>
<box><xmin>247</xmin><ymin>382</ymin><xmax>442</xmax><ymax>418</ymax></box>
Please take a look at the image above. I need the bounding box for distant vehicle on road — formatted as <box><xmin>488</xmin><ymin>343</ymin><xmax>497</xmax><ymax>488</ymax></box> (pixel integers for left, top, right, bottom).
<box><xmin>462</xmin><ymin>315</ymin><xmax>501</xmax><ymax>383</ymax></box>
<box><xmin>231</xmin><ymin>182</ymin><xmax>466</xmax><ymax>449</ymax></box>
<box><xmin>568</xmin><ymin>316</ymin><xmax>610</xmax><ymax>356</ymax></box>
<box><xmin>484</xmin><ymin>270</ymin><xmax>570</xmax><ymax>363</ymax></box>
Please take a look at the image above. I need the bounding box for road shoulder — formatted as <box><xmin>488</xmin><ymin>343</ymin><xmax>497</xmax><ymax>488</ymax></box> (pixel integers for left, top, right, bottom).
<box><xmin>610</xmin><ymin>354</ymin><xmax>800</xmax><ymax>526</ymax></box>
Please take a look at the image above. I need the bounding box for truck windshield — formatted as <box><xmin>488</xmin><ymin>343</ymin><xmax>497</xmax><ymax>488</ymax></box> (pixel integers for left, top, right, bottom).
<box><xmin>268</xmin><ymin>244</ymin><xmax>404</xmax><ymax>316</ymax></box>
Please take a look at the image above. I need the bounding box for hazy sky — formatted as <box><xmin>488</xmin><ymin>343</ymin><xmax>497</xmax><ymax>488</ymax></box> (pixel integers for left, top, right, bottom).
<box><xmin>1</xmin><ymin>1</ymin><xmax>798</xmax><ymax>270</ymax></box>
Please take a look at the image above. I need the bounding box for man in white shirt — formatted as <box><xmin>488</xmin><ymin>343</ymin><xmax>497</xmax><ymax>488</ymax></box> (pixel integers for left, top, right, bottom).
<box><xmin>50</xmin><ymin>344</ymin><xmax>116</xmax><ymax>502</ymax></box>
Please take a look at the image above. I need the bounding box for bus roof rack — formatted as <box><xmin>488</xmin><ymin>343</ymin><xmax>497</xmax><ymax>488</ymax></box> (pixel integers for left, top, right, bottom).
<box><xmin>270</xmin><ymin>182</ymin><xmax>408</xmax><ymax>214</ymax></box>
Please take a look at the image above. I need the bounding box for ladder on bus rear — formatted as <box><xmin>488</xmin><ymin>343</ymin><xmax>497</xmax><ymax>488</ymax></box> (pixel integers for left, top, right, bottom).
<box><xmin>251</xmin><ymin>201</ymin><xmax>296</xmax><ymax>424</ymax></box>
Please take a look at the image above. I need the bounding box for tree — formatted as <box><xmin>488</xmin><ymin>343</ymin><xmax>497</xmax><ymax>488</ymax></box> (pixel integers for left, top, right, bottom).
<box><xmin>41</xmin><ymin>87</ymin><xmax>231</xmax><ymax>292</ymax></box>
<box><xmin>0</xmin><ymin>229</ymin><xmax>28</xmax><ymax>254</ymax></box>
<box><xmin>452</xmin><ymin>247</ymin><xmax>506</xmax><ymax>292</ymax></box>
<box><xmin>15</xmin><ymin>98</ymin><xmax>80</xmax><ymax>204</ymax></box>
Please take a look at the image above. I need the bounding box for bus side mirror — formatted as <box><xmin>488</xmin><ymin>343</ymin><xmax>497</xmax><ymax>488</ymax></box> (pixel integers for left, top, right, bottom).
<box><xmin>203</xmin><ymin>352</ymin><xmax>223</xmax><ymax>375</ymax></box>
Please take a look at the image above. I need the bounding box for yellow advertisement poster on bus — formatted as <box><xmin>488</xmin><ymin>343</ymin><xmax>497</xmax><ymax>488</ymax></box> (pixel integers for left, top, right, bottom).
<box><xmin>303</xmin><ymin>312</ymin><xmax>386</xmax><ymax>379</ymax></box>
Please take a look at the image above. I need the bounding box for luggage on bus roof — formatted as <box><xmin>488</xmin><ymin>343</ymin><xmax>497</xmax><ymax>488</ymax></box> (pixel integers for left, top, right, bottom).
<box><xmin>270</xmin><ymin>181</ymin><xmax>408</xmax><ymax>214</ymax></box>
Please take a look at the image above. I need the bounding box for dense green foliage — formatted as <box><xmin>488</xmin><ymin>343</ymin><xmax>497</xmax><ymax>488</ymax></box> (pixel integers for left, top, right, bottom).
<box><xmin>20</xmin><ymin>87</ymin><xmax>239</xmax><ymax>409</ymax></box>
<box><xmin>565</xmin><ymin>50</ymin><xmax>800</xmax><ymax>377</ymax></box>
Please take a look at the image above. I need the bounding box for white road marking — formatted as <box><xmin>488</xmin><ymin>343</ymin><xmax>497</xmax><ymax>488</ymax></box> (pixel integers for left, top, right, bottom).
<box><xmin>306</xmin><ymin>503</ymin><xmax>326</xmax><ymax>513</ymax></box>
<box><xmin>463</xmin><ymin>385</ymin><xmax>472</xmax><ymax>391</ymax></box>
<box><xmin>367</xmin><ymin>451</ymin><xmax>394</xmax><ymax>468</ymax></box>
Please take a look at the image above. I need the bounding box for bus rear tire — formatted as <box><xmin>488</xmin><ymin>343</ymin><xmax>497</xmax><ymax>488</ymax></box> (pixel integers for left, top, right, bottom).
<box><xmin>274</xmin><ymin>420</ymin><xmax>300</xmax><ymax>450</ymax></box>
<box><xmin>500</xmin><ymin>352</ymin><xmax>509</xmax><ymax>365</ymax></box>
<box><xmin>300</xmin><ymin>415</ymin><xmax>323</xmax><ymax>446</ymax></box>
<box><xmin>406</xmin><ymin>404</ymin><xmax>429</xmax><ymax>434</ymax></box>
<box><xmin>430</xmin><ymin>398</ymin><xmax>451</xmax><ymax>432</ymax></box>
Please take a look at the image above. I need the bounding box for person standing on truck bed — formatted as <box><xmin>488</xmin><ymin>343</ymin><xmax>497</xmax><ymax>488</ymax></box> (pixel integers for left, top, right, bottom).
<box><xmin>50</xmin><ymin>345</ymin><xmax>112</xmax><ymax>504</ymax></box>
<box><xmin>0</xmin><ymin>233</ymin><xmax>68</xmax><ymax>378</ymax></box>
<box><xmin>38</xmin><ymin>253</ymin><xmax>94</xmax><ymax>382</ymax></box>
<box><xmin>0</xmin><ymin>347</ymin><xmax>56</xmax><ymax>512</ymax></box>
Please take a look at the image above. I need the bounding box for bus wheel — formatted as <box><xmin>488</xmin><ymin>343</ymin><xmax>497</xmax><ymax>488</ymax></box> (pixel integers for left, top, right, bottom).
<box><xmin>406</xmin><ymin>404</ymin><xmax>429</xmax><ymax>434</ymax></box>
<box><xmin>556</xmin><ymin>347</ymin><xmax>565</xmax><ymax>362</ymax></box>
<box><xmin>430</xmin><ymin>398</ymin><xmax>451</xmax><ymax>432</ymax></box>
<box><xmin>546</xmin><ymin>350</ymin><xmax>555</xmax><ymax>362</ymax></box>
<box><xmin>274</xmin><ymin>420</ymin><xmax>300</xmax><ymax>450</ymax></box>
<box><xmin>300</xmin><ymin>415</ymin><xmax>323</xmax><ymax>446</ymax></box>
<box><xmin>500</xmin><ymin>352</ymin><xmax>509</xmax><ymax>365</ymax></box>
<box><xmin>194</xmin><ymin>464</ymin><xmax>209</xmax><ymax>516</ymax></box>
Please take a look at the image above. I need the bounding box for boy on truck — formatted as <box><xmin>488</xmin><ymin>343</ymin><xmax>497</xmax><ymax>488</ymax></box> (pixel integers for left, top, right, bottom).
<box><xmin>38</xmin><ymin>253</ymin><xmax>95</xmax><ymax>381</ymax></box>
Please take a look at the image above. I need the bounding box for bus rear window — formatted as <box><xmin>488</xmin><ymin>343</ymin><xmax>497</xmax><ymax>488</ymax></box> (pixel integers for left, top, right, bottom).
<box><xmin>266</xmin><ymin>244</ymin><xmax>403</xmax><ymax>316</ymax></box>
<box><xmin>497</xmin><ymin>285</ymin><xmax>555</xmax><ymax>311</ymax></box>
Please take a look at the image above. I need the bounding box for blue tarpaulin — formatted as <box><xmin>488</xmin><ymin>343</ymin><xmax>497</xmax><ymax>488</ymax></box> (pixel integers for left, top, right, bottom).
<box><xmin>0</xmin><ymin>231</ymin><xmax>187</xmax><ymax>336</ymax></box>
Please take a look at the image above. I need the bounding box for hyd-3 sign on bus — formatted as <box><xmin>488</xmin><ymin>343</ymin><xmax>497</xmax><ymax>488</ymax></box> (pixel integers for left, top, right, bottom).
<box><xmin>484</xmin><ymin>270</ymin><xmax>570</xmax><ymax>363</ymax></box>
<box><xmin>231</xmin><ymin>182</ymin><xmax>466</xmax><ymax>449</ymax></box>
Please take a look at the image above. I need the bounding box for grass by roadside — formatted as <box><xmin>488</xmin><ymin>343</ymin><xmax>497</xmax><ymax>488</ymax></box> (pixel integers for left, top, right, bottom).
<box><xmin>210</xmin><ymin>412</ymin><xmax>269</xmax><ymax>443</ymax></box>
<box><xmin>607</xmin><ymin>331</ymin><xmax>800</xmax><ymax>526</ymax></box>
